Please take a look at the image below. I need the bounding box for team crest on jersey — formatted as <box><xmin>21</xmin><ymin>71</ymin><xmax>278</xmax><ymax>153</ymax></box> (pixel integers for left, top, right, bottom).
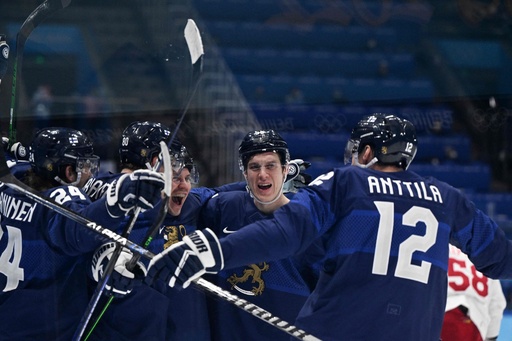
<box><xmin>227</xmin><ymin>262</ymin><xmax>269</xmax><ymax>296</ymax></box>
<box><xmin>163</xmin><ymin>225</ymin><xmax>187</xmax><ymax>249</ymax></box>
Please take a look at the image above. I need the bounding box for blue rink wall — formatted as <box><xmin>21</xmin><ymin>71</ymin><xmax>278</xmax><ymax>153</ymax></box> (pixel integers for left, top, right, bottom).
<box><xmin>500</xmin><ymin>313</ymin><xmax>512</xmax><ymax>338</ymax></box>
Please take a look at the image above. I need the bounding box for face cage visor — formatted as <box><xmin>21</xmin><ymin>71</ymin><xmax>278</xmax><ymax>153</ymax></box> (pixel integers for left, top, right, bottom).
<box><xmin>344</xmin><ymin>139</ymin><xmax>359</xmax><ymax>165</ymax></box>
<box><xmin>177</xmin><ymin>161</ymin><xmax>200</xmax><ymax>185</ymax></box>
<box><xmin>55</xmin><ymin>154</ymin><xmax>100</xmax><ymax>186</ymax></box>
<box><xmin>74</xmin><ymin>155</ymin><xmax>100</xmax><ymax>177</ymax></box>
<box><xmin>168</xmin><ymin>150</ymin><xmax>200</xmax><ymax>185</ymax></box>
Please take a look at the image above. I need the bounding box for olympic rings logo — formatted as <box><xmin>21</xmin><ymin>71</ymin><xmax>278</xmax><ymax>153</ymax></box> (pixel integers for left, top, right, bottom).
<box><xmin>314</xmin><ymin>113</ymin><xmax>347</xmax><ymax>133</ymax></box>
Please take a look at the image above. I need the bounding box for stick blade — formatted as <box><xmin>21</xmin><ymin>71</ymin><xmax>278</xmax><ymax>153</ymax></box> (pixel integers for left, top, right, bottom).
<box><xmin>184</xmin><ymin>19</ymin><xmax>204</xmax><ymax>65</ymax></box>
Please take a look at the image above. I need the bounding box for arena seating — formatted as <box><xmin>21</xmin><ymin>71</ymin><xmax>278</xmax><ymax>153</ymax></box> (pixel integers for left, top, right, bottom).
<box><xmin>193</xmin><ymin>0</ymin><xmax>496</xmax><ymax>197</ymax></box>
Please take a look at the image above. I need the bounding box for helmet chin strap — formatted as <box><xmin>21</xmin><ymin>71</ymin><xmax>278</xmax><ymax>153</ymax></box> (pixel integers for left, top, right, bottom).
<box><xmin>247</xmin><ymin>181</ymin><xmax>286</xmax><ymax>205</ymax></box>
<box><xmin>55</xmin><ymin>171</ymin><xmax>82</xmax><ymax>186</ymax></box>
<box><xmin>353</xmin><ymin>152</ymin><xmax>378</xmax><ymax>169</ymax></box>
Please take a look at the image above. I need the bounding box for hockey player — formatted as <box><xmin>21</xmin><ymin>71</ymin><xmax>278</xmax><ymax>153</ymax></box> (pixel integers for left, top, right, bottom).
<box><xmin>88</xmin><ymin>123</ymin><xmax>311</xmax><ymax>340</ymax></box>
<box><xmin>87</xmin><ymin>139</ymin><xmax>213</xmax><ymax>341</ymax></box>
<box><xmin>145</xmin><ymin>113</ymin><xmax>512</xmax><ymax>341</ymax></box>
<box><xmin>441</xmin><ymin>244</ymin><xmax>506</xmax><ymax>341</ymax></box>
<box><xmin>197</xmin><ymin>130</ymin><xmax>314</xmax><ymax>340</ymax></box>
<box><xmin>0</xmin><ymin>127</ymin><xmax>165</xmax><ymax>340</ymax></box>
<box><xmin>87</xmin><ymin>120</ymin><xmax>240</xmax><ymax>340</ymax></box>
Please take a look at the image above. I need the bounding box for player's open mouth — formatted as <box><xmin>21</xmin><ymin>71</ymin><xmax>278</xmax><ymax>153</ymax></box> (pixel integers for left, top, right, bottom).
<box><xmin>258</xmin><ymin>184</ymin><xmax>271</xmax><ymax>190</ymax></box>
<box><xmin>172</xmin><ymin>195</ymin><xmax>185</xmax><ymax>205</ymax></box>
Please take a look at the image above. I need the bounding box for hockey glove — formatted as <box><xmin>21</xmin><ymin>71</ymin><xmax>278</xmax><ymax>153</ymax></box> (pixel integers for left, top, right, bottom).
<box><xmin>106</xmin><ymin>169</ymin><xmax>165</xmax><ymax>218</ymax></box>
<box><xmin>284</xmin><ymin>159</ymin><xmax>312</xmax><ymax>193</ymax></box>
<box><xmin>10</xmin><ymin>142</ymin><xmax>29</xmax><ymax>162</ymax></box>
<box><xmin>90</xmin><ymin>242</ymin><xmax>147</xmax><ymax>297</ymax></box>
<box><xmin>146</xmin><ymin>228</ymin><xmax>224</xmax><ymax>289</ymax></box>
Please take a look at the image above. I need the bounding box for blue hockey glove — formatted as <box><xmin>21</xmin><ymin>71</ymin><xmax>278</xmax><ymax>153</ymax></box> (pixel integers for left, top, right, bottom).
<box><xmin>284</xmin><ymin>159</ymin><xmax>312</xmax><ymax>193</ymax></box>
<box><xmin>90</xmin><ymin>242</ymin><xmax>147</xmax><ymax>297</ymax></box>
<box><xmin>106</xmin><ymin>169</ymin><xmax>165</xmax><ymax>218</ymax></box>
<box><xmin>146</xmin><ymin>228</ymin><xmax>224</xmax><ymax>289</ymax></box>
<box><xmin>10</xmin><ymin>142</ymin><xmax>29</xmax><ymax>162</ymax></box>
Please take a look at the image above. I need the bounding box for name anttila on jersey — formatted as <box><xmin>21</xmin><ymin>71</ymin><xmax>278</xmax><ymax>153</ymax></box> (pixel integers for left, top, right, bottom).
<box><xmin>367</xmin><ymin>176</ymin><xmax>443</xmax><ymax>203</ymax></box>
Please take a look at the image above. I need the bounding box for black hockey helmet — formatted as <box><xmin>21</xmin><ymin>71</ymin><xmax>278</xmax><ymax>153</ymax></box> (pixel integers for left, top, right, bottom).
<box><xmin>170</xmin><ymin>139</ymin><xmax>199</xmax><ymax>184</ymax></box>
<box><xmin>119</xmin><ymin>121</ymin><xmax>171</xmax><ymax>168</ymax></box>
<box><xmin>344</xmin><ymin>113</ymin><xmax>417</xmax><ymax>170</ymax></box>
<box><xmin>29</xmin><ymin>127</ymin><xmax>99</xmax><ymax>181</ymax></box>
<box><xmin>238</xmin><ymin>130</ymin><xmax>290</xmax><ymax>171</ymax></box>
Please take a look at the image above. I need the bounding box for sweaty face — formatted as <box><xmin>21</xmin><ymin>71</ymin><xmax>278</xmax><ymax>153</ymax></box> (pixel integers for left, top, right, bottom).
<box><xmin>167</xmin><ymin>168</ymin><xmax>192</xmax><ymax>216</ymax></box>
<box><xmin>245</xmin><ymin>152</ymin><xmax>286</xmax><ymax>204</ymax></box>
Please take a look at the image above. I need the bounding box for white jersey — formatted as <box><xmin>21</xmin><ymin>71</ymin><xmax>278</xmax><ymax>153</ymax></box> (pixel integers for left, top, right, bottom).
<box><xmin>446</xmin><ymin>244</ymin><xmax>507</xmax><ymax>339</ymax></box>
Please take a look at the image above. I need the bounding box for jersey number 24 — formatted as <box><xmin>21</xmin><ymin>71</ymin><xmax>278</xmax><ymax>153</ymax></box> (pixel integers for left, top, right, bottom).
<box><xmin>0</xmin><ymin>226</ymin><xmax>23</xmax><ymax>292</ymax></box>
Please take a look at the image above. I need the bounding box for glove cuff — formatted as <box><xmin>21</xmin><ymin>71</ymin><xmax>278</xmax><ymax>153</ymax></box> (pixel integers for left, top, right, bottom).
<box><xmin>90</xmin><ymin>242</ymin><xmax>116</xmax><ymax>282</ymax></box>
<box><xmin>105</xmin><ymin>174</ymin><xmax>130</xmax><ymax>218</ymax></box>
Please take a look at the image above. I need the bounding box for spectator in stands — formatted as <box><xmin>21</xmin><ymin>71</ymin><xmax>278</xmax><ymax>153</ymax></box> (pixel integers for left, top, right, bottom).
<box><xmin>31</xmin><ymin>84</ymin><xmax>54</xmax><ymax>130</ymax></box>
<box><xmin>332</xmin><ymin>88</ymin><xmax>348</xmax><ymax>104</ymax></box>
<box><xmin>377</xmin><ymin>59</ymin><xmax>389</xmax><ymax>78</ymax></box>
<box><xmin>285</xmin><ymin>86</ymin><xmax>304</xmax><ymax>104</ymax></box>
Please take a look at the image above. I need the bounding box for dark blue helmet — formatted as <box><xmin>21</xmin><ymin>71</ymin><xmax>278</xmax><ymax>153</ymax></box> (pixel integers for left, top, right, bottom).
<box><xmin>171</xmin><ymin>140</ymin><xmax>199</xmax><ymax>184</ymax></box>
<box><xmin>29</xmin><ymin>127</ymin><xmax>99</xmax><ymax>181</ymax></box>
<box><xmin>238</xmin><ymin>130</ymin><xmax>290</xmax><ymax>171</ymax></box>
<box><xmin>344</xmin><ymin>114</ymin><xmax>417</xmax><ymax>170</ymax></box>
<box><xmin>120</xmin><ymin>121</ymin><xmax>199</xmax><ymax>182</ymax></box>
<box><xmin>119</xmin><ymin>121</ymin><xmax>171</xmax><ymax>168</ymax></box>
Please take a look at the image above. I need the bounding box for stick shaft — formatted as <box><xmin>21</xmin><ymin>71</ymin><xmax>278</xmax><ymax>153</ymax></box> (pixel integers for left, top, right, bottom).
<box><xmin>74</xmin><ymin>207</ymin><xmax>142</xmax><ymax>341</ymax></box>
<box><xmin>8</xmin><ymin>0</ymin><xmax>71</xmax><ymax>144</ymax></box>
<box><xmin>1</xmin><ymin>176</ymin><xmax>154</xmax><ymax>258</ymax></box>
<box><xmin>195</xmin><ymin>278</ymin><xmax>321</xmax><ymax>340</ymax></box>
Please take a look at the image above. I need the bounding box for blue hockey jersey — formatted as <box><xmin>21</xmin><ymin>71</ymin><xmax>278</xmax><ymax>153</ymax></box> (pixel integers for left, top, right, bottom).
<box><xmin>88</xmin><ymin>184</ymin><xmax>246</xmax><ymax>340</ymax></box>
<box><xmin>199</xmin><ymin>190</ymin><xmax>313</xmax><ymax>341</ymax></box>
<box><xmin>0</xmin><ymin>182</ymin><xmax>124</xmax><ymax>341</ymax></box>
<box><xmin>219</xmin><ymin>166</ymin><xmax>512</xmax><ymax>341</ymax></box>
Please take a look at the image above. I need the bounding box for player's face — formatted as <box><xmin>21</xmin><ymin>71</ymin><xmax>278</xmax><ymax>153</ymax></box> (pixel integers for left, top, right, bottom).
<box><xmin>167</xmin><ymin>167</ymin><xmax>192</xmax><ymax>216</ymax></box>
<box><xmin>245</xmin><ymin>152</ymin><xmax>286</xmax><ymax>202</ymax></box>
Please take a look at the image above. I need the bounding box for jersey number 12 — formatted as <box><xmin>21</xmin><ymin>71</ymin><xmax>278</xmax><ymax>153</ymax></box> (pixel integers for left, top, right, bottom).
<box><xmin>372</xmin><ymin>201</ymin><xmax>438</xmax><ymax>284</ymax></box>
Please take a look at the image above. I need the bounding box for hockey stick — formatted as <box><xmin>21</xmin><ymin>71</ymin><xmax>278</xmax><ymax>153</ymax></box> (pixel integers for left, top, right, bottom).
<box><xmin>74</xmin><ymin>142</ymin><xmax>172</xmax><ymax>341</ymax></box>
<box><xmin>75</xmin><ymin>19</ymin><xmax>204</xmax><ymax>339</ymax></box>
<box><xmin>8</xmin><ymin>0</ymin><xmax>72</xmax><ymax>146</ymax></box>
<box><xmin>0</xmin><ymin>15</ymin><xmax>319</xmax><ymax>338</ymax></box>
<box><xmin>124</xmin><ymin>18</ymin><xmax>204</xmax><ymax>271</ymax></box>
<box><xmin>196</xmin><ymin>278</ymin><xmax>320</xmax><ymax>341</ymax></box>
<box><xmin>0</xmin><ymin>146</ymin><xmax>320</xmax><ymax>340</ymax></box>
<box><xmin>0</xmin><ymin>154</ymin><xmax>155</xmax><ymax>258</ymax></box>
